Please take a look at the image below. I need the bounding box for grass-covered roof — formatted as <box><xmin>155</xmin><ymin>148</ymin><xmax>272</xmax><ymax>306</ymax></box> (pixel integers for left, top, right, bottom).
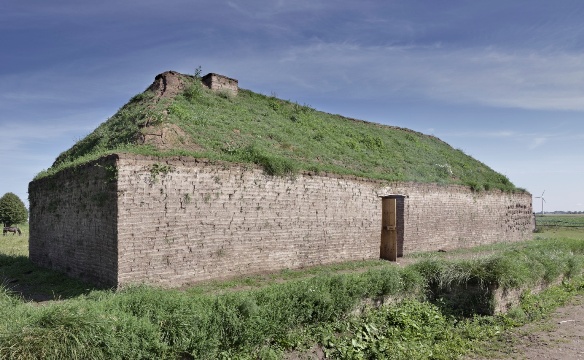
<box><xmin>42</xmin><ymin>71</ymin><xmax>521</xmax><ymax>192</ymax></box>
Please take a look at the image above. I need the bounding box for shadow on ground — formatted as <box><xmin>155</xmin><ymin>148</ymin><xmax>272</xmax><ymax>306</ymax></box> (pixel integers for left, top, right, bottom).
<box><xmin>0</xmin><ymin>253</ymin><xmax>106</xmax><ymax>302</ymax></box>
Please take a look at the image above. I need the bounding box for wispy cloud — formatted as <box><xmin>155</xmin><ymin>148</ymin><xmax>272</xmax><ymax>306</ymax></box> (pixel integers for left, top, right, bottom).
<box><xmin>216</xmin><ymin>42</ymin><xmax>584</xmax><ymax>111</ymax></box>
<box><xmin>226</xmin><ymin>0</ymin><xmax>325</xmax><ymax>19</ymax></box>
<box><xmin>432</xmin><ymin>130</ymin><xmax>518</xmax><ymax>138</ymax></box>
<box><xmin>0</xmin><ymin>114</ymin><xmax>100</xmax><ymax>154</ymax></box>
<box><xmin>453</xmin><ymin>128</ymin><xmax>584</xmax><ymax>144</ymax></box>
<box><xmin>529</xmin><ymin>137</ymin><xmax>548</xmax><ymax>149</ymax></box>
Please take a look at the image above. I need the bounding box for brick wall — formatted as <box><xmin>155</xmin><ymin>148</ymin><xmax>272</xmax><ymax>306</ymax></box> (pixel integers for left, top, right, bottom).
<box><xmin>115</xmin><ymin>155</ymin><xmax>532</xmax><ymax>287</ymax></box>
<box><xmin>29</xmin><ymin>154</ymin><xmax>533</xmax><ymax>288</ymax></box>
<box><xmin>116</xmin><ymin>156</ymin><xmax>381</xmax><ymax>287</ymax></box>
<box><xmin>28</xmin><ymin>155</ymin><xmax>119</xmax><ymax>286</ymax></box>
<box><xmin>390</xmin><ymin>183</ymin><xmax>533</xmax><ymax>252</ymax></box>
<box><xmin>201</xmin><ymin>73</ymin><xmax>238</xmax><ymax>95</ymax></box>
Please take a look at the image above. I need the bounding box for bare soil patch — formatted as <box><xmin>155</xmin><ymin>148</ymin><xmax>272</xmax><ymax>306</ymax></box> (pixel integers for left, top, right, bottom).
<box><xmin>471</xmin><ymin>295</ymin><xmax>584</xmax><ymax>359</ymax></box>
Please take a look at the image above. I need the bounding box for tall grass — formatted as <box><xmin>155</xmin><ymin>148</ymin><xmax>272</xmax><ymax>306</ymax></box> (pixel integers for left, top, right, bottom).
<box><xmin>0</xmin><ymin>234</ymin><xmax>583</xmax><ymax>359</ymax></box>
<box><xmin>0</xmin><ymin>267</ymin><xmax>423</xmax><ymax>359</ymax></box>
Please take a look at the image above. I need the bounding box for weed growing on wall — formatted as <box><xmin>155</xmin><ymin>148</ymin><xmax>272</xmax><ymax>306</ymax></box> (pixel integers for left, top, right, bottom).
<box><xmin>183</xmin><ymin>193</ymin><xmax>191</xmax><ymax>204</ymax></box>
<box><xmin>149</xmin><ymin>163</ymin><xmax>173</xmax><ymax>183</ymax></box>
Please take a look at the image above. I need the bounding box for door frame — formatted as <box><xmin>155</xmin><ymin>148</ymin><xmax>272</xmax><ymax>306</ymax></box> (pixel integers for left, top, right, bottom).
<box><xmin>380</xmin><ymin>194</ymin><xmax>406</xmax><ymax>261</ymax></box>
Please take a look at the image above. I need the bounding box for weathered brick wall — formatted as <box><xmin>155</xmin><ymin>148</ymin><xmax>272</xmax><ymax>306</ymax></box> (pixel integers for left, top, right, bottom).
<box><xmin>29</xmin><ymin>154</ymin><xmax>533</xmax><ymax>288</ymax></box>
<box><xmin>201</xmin><ymin>73</ymin><xmax>238</xmax><ymax>95</ymax></box>
<box><xmin>28</xmin><ymin>156</ymin><xmax>119</xmax><ymax>286</ymax></box>
<box><xmin>389</xmin><ymin>183</ymin><xmax>533</xmax><ymax>252</ymax></box>
<box><xmin>116</xmin><ymin>156</ymin><xmax>381</xmax><ymax>287</ymax></box>
<box><xmin>116</xmin><ymin>155</ymin><xmax>533</xmax><ymax>287</ymax></box>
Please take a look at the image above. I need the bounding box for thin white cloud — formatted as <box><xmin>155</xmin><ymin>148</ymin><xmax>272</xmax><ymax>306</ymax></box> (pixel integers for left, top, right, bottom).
<box><xmin>529</xmin><ymin>137</ymin><xmax>548</xmax><ymax>149</ymax></box>
<box><xmin>431</xmin><ymin>130</ymin><xmax>517</xmax><ymax>138</ymax></box>
<box><xmin>226</xmin><ymin>0</ymin><xmax>326</xmax><ymax>18</ymax></box>
<box><xmin>0</xmin><ymin>114</ymin><xmax>100</xmax><ymax>153</ymax></box>
<box><xmin>216</xmin><ymin>42</ymin><xmax>584</xmax><ymax>112</ymax></box>
<box><xmin>0</xmin><ymin>64</ymin><xmax>142</xmax><ymax>107</ymax></box>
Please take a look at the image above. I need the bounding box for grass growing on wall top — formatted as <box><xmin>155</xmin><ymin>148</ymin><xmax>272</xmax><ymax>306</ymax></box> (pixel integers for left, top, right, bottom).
<box><xmin>44</xmin><ymin>73</ymin><xmax>519</xmax><ymax>192</ymax></box>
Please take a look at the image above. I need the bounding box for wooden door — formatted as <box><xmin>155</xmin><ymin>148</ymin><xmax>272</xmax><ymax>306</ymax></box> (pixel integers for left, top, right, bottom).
<box><xmin>381</xmin><ymin>198</ymin><xmax>397</xmax><ymax>261</ymax></box>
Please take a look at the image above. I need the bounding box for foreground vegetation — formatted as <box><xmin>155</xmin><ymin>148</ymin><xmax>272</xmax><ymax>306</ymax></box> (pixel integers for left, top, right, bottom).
<box><xmin>39</xmin><ymin>73</ymin><xmax>520</xmax><ymax>193</ymax></box>
<box><xmin>0</xmin><ymin>223</ymin><xmax>583</xmax><ymax>359</ymax></box>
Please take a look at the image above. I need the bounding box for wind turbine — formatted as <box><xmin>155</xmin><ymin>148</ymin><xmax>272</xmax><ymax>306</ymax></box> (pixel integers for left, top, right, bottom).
<box><xmin>535</xmin><ymin>191</ymin><xmax>546</xmax><ymax>215</ymax></box>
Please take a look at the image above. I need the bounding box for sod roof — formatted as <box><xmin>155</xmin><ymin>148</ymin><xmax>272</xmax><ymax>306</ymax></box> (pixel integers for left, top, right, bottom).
<box><xmin>43</xmin><ymin>71</ymin><xmax>521</xmax><ymax>192</ymax></box>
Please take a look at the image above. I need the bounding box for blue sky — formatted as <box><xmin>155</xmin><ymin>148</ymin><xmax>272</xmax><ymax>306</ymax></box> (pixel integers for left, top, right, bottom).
<box><xmin>1</xmin><ymin>1</ymin><xmax>583</xmax><ymax>212</ymax></box>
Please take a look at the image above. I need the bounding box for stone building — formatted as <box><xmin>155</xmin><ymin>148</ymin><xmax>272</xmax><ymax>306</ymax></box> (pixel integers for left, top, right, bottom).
<box><xmin>28</xmin><ymin>72</ymin><xmax>534</xmax><ymax>288</ymax></box>
<box><xmin>29</xmin><ymin>154</ymin><xmax>533</xmax><ymax>288</ymax></box>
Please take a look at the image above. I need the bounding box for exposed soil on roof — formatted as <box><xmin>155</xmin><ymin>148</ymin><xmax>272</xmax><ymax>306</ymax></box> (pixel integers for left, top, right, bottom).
<box><xmin>138</xmin><ymin>123</ymin><xmax>204</xmax><ymax>152</ymax></box>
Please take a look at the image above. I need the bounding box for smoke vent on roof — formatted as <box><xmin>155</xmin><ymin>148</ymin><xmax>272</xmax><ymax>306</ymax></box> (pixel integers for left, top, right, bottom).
<box><xmin>202</xmin><ymin>73</ymin><xmax>238</xmax><ymax>96</ymax></box>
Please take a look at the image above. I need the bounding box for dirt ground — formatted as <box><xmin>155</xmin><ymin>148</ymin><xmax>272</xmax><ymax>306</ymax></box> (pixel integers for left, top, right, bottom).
<box><xmin>473</xmin><ymin>295</ymin><xmax>584</xmax><ymax>360</ymax></box>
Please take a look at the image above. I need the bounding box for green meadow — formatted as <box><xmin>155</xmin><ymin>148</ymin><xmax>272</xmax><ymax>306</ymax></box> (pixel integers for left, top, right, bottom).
<box><xmin>0</xmin><ymin>218</ymin><xmax>583</xmax><ymax>359</ymax></box>
<box><xmin>535</xmin><ymin>213</ymin><xmax>584</xmax><ymax>228</ymax></box>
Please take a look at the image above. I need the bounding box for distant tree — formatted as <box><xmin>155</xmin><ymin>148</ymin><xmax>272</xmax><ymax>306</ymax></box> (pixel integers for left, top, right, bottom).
<box><xmin>0</xmin><ymin>192</ymin><xmax>28</xmax><ymax>227</ymax></box>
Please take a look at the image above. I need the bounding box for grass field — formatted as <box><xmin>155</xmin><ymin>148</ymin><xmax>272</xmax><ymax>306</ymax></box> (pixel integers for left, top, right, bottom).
<box><xmin>0</xmin><ymin>223</ymin><xmax>28</xmax><ymax>256</ymax></box>
<box><xmin>0</xmin><ymin>219</ymin><xmax>583</xmax><ymax>359</ymax></box>
<box><xmin>535</xmin><ymin>213</ymin><xmax>584</xmax><ymax>228</ymax></box>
